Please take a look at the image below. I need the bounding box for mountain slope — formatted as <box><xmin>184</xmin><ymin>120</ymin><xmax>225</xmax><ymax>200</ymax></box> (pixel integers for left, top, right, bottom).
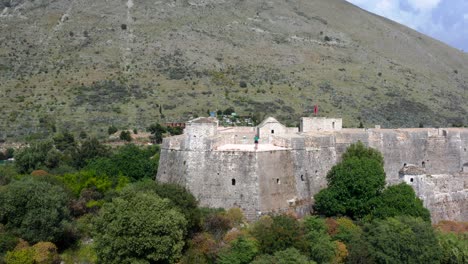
<box><xmin>0</xmin><ymin>0</ymin><xmax>467</xmax><ymax>139</ymax></box>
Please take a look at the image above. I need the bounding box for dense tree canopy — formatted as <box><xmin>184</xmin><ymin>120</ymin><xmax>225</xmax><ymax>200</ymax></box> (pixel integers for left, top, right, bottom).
<box><xmin>217</xmin><ymin>236</ymin><xmax>258</xmax><ymax>264</ymax></box>
<box><xmin>85</xmin><ymin>144</ymin><xmax>159</xmax><ymax>181</ymax></box>
<box><xmin>93</xmin><ymin>191</ymin><xmax>187</xmax><ymax>264</ymax></box>
<box><xmin>369</xmin><ymin>183</ymin><xmax>431</xmax><ymax>222</ymax></box>
<box><xmin>0</xmin><ymin>179</ymin><xmax>71</xmax><ymax>244</ymax></box>
<box><xmin>124</xmin><ymin>179</ymin><xmax>201</xmax><ymax>234</ymax></box>
<box><xmin>362</xmin><ymin>216</ymin><xmax>442</xmax><ymax>264</ymax></box>
<box><xmin>251</xmin><ymin>215</ymin><xmax>307</xmax><ymax>255</ymax></box>
<box><xmin>314</xmin><ymin>142</ymin><xmax>386</xmax><ymax>219</ymax></box>
<box><xmin>251</xmin><ymin>248</ymin><xmax>313</xmax><ymax>264</ymax></box>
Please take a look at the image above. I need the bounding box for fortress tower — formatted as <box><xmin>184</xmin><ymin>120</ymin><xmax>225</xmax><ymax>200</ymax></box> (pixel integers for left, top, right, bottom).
<box><xmin>157</xmin><ymin>117</ymin><xmax>468</xmax><ymax>222</ymax></box>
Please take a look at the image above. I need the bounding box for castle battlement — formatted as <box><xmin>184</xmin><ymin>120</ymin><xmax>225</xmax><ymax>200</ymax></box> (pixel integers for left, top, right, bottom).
<box><xmin>157</xmin><ymin>117</ymin><xmax>468</xmax><ymax>222</ymax></box>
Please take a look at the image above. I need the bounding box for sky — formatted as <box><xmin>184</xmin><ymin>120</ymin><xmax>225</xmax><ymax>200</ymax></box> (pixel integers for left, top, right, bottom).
<box><xmin>346</xmin><ymin>0</ymin><xmax>468</xmax><ymax>52</ymax></box>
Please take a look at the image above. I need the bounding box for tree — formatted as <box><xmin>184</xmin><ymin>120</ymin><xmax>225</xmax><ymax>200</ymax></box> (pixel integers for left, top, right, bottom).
<box><xmin>14</xmin><ymin>141</ymin><xmax>53</xmax><ymax>174</ymax></box>
<box><xmin>107</xmin><ymin>125</ymin><xmax>118</xmax><ymax>135</ymax></box>
<box><xmin>86</xmin><ymin>144</ymin><xmax>159</xmax><ymax>181</ymax></box>
<box><xmin>148</xmin><ymin>123</ymin><xmax>167</xmax><ymax>144</ymax></box>
<box><xmin>363</xmin><ymin>216</ymin><xmax>442</xmax><ymax>264</ymax></box>
<box><xmin>93</xmin><ymin>191</ymin><xmax>187</xmax><ymax>264</ymax></box>
<box><xmin>436</xmin><ymin>231</ymin><xmax>468</xmax><ymax>264</ymax></box>
<box><xmin>303</xmin><ymin>216</ymin><xmax>337</xmax><ymax>263</ymax></box>
<box><xmin>251</xmin><ymin>215</ymin><xmax>307</xmax><ymax>255</ymax></box>
<box><xmin>119</xmin><ymin>130</ymin><xmax>132</xmax><ymax>142</ymax></box>
<box><xmin>72</xmin><ymin>138</ymin><xmax>109</xmax><ymax>168</ymax></box>
<box><xmin>0</xmin><ymin>179</ymin><xmax>71</xmax><ymax>244</ymax></box>
<box><xmin>251</xmin><ymin>248</ymin><xmax>314</xmax><ymax>264</ymax></box>
<box><xmin>124</xmin><ymin>179</ymin><xmax>201</xmax><ymax>234</ymax></box>
<box><xmin>53</xmin><ymin>131</ymin><xmax>76</xmax><ymax>152</ymax></box>
<box><xmin>314</xmin><ymin>142</ymin><xmax>386</xmax><ymax>219</ymax></box>
<box><xmin>368</xmin><ymin>183</ymin><xmax>431</xmax><ymax>222</ymax></box>
<box><xmin>217</xmin><ymin>236</ymin><xmax>259</xmax><ymax>264</ymax></box>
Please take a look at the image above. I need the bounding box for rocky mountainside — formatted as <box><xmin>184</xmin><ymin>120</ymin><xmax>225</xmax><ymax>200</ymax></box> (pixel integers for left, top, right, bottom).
<box><xmin>0</xmin><ymin>0</ymin><xmax>467</xmax><ymax>139</ymax></box>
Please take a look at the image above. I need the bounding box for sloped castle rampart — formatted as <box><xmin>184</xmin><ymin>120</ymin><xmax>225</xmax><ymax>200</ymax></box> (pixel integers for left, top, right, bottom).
<box><xmin>157</xmin><ymin>117</ymin><xmax>468</xmax><ymax>222</ymax></box>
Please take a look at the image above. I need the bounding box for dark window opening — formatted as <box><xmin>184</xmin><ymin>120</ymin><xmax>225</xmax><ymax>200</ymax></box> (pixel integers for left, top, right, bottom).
<box><xmin>232</xmin><ymin>179</ymin><xmax>236</xmax><ymax>186</ymax></box>
<box><xmin>271</xmin><ymin>130</ymin><xmax>275</xmax><ymax>134</ymax></box>
<box><xmin>442</xmin><ymin>130</ymin><xmax>447</xmax><ymax>137</ymax></box>
<box><xmin>300</xmin><ymin>175</ymin><xmax>304</xmax><ymax>181</ymax></box>
<box><xmin>422</xmin><ymin>161</ymin><xmax>426</xmax><ymax>168</ymax></box>
<box><xmin>276</xmin><ymin>178</ymin><xmax>280</xmax><ymax>184</ymax></box>
<box><xmin>332</xmin><ymin>122</ymin><xmax>335</xmax><ymax>129</ymax></box>
<box><xmin>403</xmin><ymin>163</ymin><xmax>407</xmax><ymax>167</ymax></box>
<box><xmin>183</xmin><ymin>161</ymin><xmax>186</xmax><ymax>165</ymax></box>
<box><xmin>410</xmin><ymin>178</ymin><xmax>414</xmax><ymax>183</ymax></box>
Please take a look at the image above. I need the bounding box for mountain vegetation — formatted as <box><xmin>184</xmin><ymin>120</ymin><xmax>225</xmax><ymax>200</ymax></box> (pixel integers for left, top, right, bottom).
<box><xmin>0</xmin><ymin>0</ymin><xmax>467</xmax><ymax>140</ymax></box>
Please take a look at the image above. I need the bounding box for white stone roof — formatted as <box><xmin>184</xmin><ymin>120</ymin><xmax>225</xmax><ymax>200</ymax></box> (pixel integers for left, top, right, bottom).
<box><xmin>258</xmin><ymin>117</ymin><xmax>283</xmax><ymax>128</ymax></box>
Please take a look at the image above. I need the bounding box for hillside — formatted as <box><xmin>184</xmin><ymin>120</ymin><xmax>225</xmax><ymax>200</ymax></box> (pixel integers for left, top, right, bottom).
<box><xmin>0</xmin><ymin>0</ymin><xmax>467</xmax><ymax>139</ymax></box>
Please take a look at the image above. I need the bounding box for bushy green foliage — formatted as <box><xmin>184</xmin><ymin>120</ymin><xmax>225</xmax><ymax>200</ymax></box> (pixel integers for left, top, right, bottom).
<box><xmin>126</xmin><ymin>180</ymin><xmax>201</xmax><ymax>234</ymax></box>
<box><xmin>369</xmin><ymin>183</ymin><xmax>431</xmax><ymax>222</ymax></box>
<box><xmin>72</xmin><ymin>138</ymin><xmax>109</xmax><ymax>169</ymax></box>
<box><xmin>93</xmin><ymin>191</ymin><xmax>187</xmax><ymax>264</ymax></box>
<box><xmin>0</xmin><ymin>179</ymin><xmax>71</xmax><ymax>244</ymax></box>
<box><xmin>4</xmin><ymin>247</ymin><xmax>35</xmax><ymax>264</ymax></box>
<box><xmin>60</xmin><ymin>170</ymin><xmax>128</xmax><ymax>197</ymax></box>
<box><xmin>362</xmin><ymin>216</ymin><xmax>442</xmax><ymax>264</ymax></box>
<box><xmin>251</xmin><ymin>215</ymin><xmax>307</xmax><ymax>255</ymax></box>
<box><xmin>107</xmin><ymin>125</ymin><xmax>118</xmax><ymax>135</ymax></box>
<box><xmin>0</xmin><ymin>164</ymin><xmax>17</xmax><ymax>186</ymax></box>
<box><xmin>119</xmin><ymin>131</ymin><xmax>132</xmax><ymax>142</ymax></box>
<box><xmin>53</xmin><ymin>131</ymin><xmax>76</xmax><ymax>152</ymax></box>
<box><xmin>333</xmin><ymin>217</ymin><xmax>362</xmax><ymax>244</ymax></box>
<box><xmin>85</xmin><ymin>144</ymin><xmax>158</xmax><ymax>181</ymax></box>
<box><xmin>217</xmin><ymin>236</ymin><xmax>259</xmax><ymax>264</ymax></box>
<box><xmin>303</xmin><ymin>216</ymin><xmax>337</xmax><ymax>263</ymax></box>
<box><xmin>14</xmin><ymin>141</ymin><xmax>54</xmax><ymax>173</ymax></box>
<box><xmin>251</xmin><ymin>248</ymin><xmax>314</xmax><ymax>264</ymax></box>
<box><xmin>148</xmin><ymin>123</ymin><xmax>167</xmax><ymax>144</ymax></box>
<box><xmin>340</xmin><ymin>141</ymin><xmax>384</xmax><ymax>166</ymax></box>
<box><xmin>437</xmin><ymin>232</ymin><xmax>468</xmax><ymax>264</ymax></box>
<box><xmin>314</xmin><ymin>142</ymin><xmax>386</xmax><ymax>219</ymax></box>
<box><xmin>0</xmin><ymin>227</ymin><xmax>18</xmax><ymax>262</ymax></box>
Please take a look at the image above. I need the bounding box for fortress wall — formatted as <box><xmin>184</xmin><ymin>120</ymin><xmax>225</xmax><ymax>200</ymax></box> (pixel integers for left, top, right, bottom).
<box><xmin>211</xmin><ymin>132</ymin><xmax>256</xmax><ymax>149</ymax></box>
<box><xmin>157</xmin><ymin>149</ymin><xmax>188</xmax><ymax>186</ymax></box>
<box><xmin>407</xmin><ymin>173</ymin><xmax>468</xmax><ymax>223</ymax></box>
<box><xmin>157</xmin><ymin>127</ymin><xmax>468</xmax><ymax>221</ymax></box>
<box><xmin>185</xmin><ymin>150</ymin><xmax>260</xmax><ymax>218</ymax></box>
<box><xmin>256</xmin><ymin>151</ymin><xmax>299</xmax><ymax>214</ymax></box>
<box><xmin>270</xmin><ymin>136</ymin><xmax>292</xmax><ymax>148</ymax></box>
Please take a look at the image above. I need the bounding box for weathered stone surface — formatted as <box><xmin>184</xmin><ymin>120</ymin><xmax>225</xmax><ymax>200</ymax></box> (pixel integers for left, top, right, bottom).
<box><xmin>157</xmin><ymin>118</ymin><xmax>468</xmax><ymax>222</ymax></box>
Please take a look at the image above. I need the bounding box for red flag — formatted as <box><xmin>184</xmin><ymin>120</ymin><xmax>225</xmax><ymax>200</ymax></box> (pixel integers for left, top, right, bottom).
<box><xmin>314</xmin><ymin>105</ymin><xmax>318</xmax><ymax>115</ymax></box>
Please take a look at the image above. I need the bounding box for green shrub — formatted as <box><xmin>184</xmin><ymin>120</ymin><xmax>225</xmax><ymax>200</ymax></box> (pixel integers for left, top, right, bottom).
<box><xmin>0</xmin><ymin>179</ymin><xmax>71</xmax><ymax>244</ymax></box>
<box><xmin>119</xmin><ymin>131</ymin><xmax>132</xmax><ymax>142</ymax></box>
<box><xmin>93</xmin><ymin>191</ymin><xmax>187</xmax><ymax>263</ymax></box>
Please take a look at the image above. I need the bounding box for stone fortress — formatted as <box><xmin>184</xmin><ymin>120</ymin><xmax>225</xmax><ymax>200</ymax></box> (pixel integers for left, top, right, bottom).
<box><xmin>157</xmin><ymin>117</ymin><xmax>468</xmax><ymax>222</ymax></box>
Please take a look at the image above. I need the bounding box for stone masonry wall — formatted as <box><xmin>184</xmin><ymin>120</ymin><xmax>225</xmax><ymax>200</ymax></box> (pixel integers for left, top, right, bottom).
<box><xmin>157</xmin><ymin>127</ymin><xmax>468</xmax><ymax>222</ymax></box>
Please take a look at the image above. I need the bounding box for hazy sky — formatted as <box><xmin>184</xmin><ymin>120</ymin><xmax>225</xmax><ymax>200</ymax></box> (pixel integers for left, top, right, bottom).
<box><xmin>346</xmin><ymin>0</ymin><xmax>468</xmax><ymax>52</ymax></box>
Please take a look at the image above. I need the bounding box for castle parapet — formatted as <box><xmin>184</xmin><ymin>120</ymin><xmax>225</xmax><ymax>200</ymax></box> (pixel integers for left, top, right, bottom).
<box><xmin>300</xmin><ymin>117</ymin><xmax>342</xmax><ymax>132</ymax></box>
<box><xmin>185</xmin><ymin>117</ymin><xmax>218</xmax><ymax>150</ymax></box>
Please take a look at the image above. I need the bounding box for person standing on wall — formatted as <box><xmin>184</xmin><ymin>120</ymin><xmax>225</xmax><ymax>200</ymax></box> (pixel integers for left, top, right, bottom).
<box><xmin>254</xmin><ymin>135</ymin><xmax>259</xmax><ymax>150</ymax></box>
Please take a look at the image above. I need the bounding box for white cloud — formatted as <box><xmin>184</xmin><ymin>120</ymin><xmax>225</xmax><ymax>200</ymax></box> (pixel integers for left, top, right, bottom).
<box><xmin>346</xmin><ymin>0</ymin><xmax>468</xmax><ymax>50</ymax></box>
<box><xmin>406</xmin><ymin>0</ymin><xmax>441</xmax><ymax>11</ymax></box>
